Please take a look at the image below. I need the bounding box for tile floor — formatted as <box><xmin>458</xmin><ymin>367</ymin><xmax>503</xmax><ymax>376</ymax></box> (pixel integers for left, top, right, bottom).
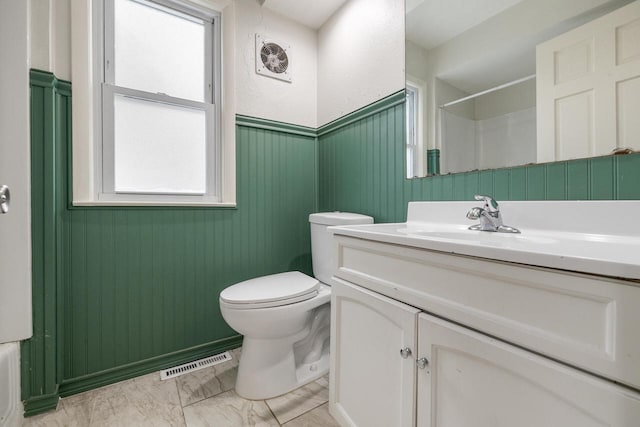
<box><xmin>23</xmin><ymin>348</ymin><xmax>340</xmax><ymax>427</ymax></box>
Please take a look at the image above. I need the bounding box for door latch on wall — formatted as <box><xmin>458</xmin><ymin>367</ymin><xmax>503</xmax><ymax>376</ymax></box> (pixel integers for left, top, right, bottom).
<box><xmin>0</xmin><ymin>185</ymin><xmax>10</xmax><ymax>214</ymax></box>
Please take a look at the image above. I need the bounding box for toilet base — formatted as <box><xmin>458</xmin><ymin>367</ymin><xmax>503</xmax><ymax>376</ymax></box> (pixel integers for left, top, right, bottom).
<box><xmin>294</xmin><ymin>351</ymin><xmax>329</xmax><ymax>389</ymax></box>
<box><xmin>235</xmin><ymin>335</ymin><xmax>329</xmax><ymax>400</ymax></box>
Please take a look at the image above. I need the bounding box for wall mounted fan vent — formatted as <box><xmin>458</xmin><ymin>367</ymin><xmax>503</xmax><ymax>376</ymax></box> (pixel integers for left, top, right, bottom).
<box><xmin>255</xmin><ymin>34</ymin><xmax>292</xmax><ymax>82</ymax></box>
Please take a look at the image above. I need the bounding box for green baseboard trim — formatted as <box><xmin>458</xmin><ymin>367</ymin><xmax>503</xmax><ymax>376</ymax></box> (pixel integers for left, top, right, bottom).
<box><xmin>236</xmin><ymin>115</ymin><xmax>317</xmax><ymax>138</ymax></box>
<box><xmin>317</xmin><ymin>90</ymin><xmax>405</xmax><ymax>137</ymax></box>
<box><xmin>59</xmin><ymin>335</ymin><xmax>243</xmax><ymax>397</ymax></box>
<box><xmin>23</xmin><ymin>391</ymin><xmax>60</xmax><ymax>417</ymax></box>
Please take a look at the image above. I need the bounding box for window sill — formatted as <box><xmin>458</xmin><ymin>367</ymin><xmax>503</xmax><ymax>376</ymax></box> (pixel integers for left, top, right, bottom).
<box><xmin>71</xmin><ymin>200</ymin><xmax>237</xmax><ymax>208</ymax></box>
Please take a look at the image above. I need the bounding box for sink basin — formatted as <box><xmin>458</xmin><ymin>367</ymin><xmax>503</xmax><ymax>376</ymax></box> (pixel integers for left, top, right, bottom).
<box><xmin>331</xmin><ymin>201</ymin><xmax>640</xmax><ymax>280</ymax></box>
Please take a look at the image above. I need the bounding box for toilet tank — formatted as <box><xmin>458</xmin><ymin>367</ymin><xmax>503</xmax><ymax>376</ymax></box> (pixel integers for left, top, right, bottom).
<box><xmin>309</xmin><ymin>212</ymin><xmax>373</xmax><ymax>284</ymax></box>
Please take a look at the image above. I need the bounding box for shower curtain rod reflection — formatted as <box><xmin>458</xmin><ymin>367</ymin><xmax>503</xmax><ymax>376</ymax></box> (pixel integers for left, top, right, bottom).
<box><xmin>439</xmin><ymin>74</ymin><xmax>536</xmax><ymax>109</ymax></box>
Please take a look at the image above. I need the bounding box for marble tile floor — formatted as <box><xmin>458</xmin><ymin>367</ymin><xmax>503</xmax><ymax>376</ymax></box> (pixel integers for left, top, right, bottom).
<box><xmin>23</xmin><ymin>348</ymin><xmax>340</xmax><ymax>427</ymax></box>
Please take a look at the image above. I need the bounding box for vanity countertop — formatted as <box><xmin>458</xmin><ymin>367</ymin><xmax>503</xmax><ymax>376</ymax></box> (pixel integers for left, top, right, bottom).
<box><xmin>330</xmin><ymin>201</ymin><xmax>640</xmax><ymax>281</ymax></box>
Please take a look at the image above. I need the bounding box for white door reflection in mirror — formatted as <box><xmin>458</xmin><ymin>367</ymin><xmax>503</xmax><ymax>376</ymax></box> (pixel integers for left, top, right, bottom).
<box><xmin>537</xmin><ymin>1</ymin><xmax>640</xmax><ymax>163</ymax></box>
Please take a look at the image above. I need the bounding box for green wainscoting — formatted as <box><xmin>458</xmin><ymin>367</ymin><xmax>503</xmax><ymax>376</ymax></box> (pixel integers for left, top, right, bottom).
<box><xmin>24</xmin><ymin>71</ymin><xmax>318</xmax><ymax>415</ymax></box>
<box><xmin>21</xmin><ymin>70</ymin><xmax>71</xmax><ymax>415</ymax></box>
<box><xmin>318</xmin><ymin>90</ymin><xmax>640</xmax><ymax>223</ymax></box>
<box><xmin>318</xmin><ymin>91</ymin><xmax>407</xmax><ymax>222</ymax></box>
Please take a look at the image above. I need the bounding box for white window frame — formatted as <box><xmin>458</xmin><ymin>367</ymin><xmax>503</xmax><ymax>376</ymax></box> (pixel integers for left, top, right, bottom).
<box><xmin>71</xmin><ymin>0</ymin><xmax>236</xmax><ymax>207</ymax></box>
<box><xmin>86</xmin><ymin>0</ymin><xmax>226</xmax><ymax>205</ymax></box>
<box><xmin>406</xmin><ymin>77</ymin><xmax>426</xmax><ymax>178</ymax></box>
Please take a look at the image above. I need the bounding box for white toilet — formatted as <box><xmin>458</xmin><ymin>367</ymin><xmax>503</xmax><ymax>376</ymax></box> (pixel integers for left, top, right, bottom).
<box><xmin>219</xmin><ymin>212</ymin><xmax>373</xmax><ymax>400</ymax></box>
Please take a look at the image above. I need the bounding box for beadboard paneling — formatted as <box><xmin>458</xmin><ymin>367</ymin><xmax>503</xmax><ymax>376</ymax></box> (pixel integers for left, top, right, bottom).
<box><xmin>20</xmin><ymin>70</ymin><xmax>71</xmax><ymax>415</ymax></box>
<box><xmin>62</xmin><ymin>125</ymin><xmax>317</xmax><ymax>385</ymax></box>
<box><xmin>319</xmin><ymin>94</ymin><xmax>407</xmax><ymax>223</ymax></box>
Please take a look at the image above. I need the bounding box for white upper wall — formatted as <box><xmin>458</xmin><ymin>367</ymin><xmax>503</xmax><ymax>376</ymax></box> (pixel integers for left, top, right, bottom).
<box><xmin>234</xmin><ymin>0</ymin><xmax>318</xmax><ymax>128</ymax></box>
<box><xmin>474</xmin><ymin>78</ymin><xmax>536</xmax><ymax>120</ymax></box>
<box><xmin>30</xmin><ymin>0</ymin><xmax>72</xmax><ymax>80</ymax></box>
<box><xmin>436</xmin><ymin>78</ymin><xmax>473</xmax><ymax>120</ymax></box>
<box><xmin>406</xmin><ymin>40</ymin><xmax>430</xmax><ymax>83</ymax></box>
<box><xmin>317</xmin><ymin>0</ymin><xmax>405</xmax><ymax>127</ymax></box>
<box><xmin>406</xmin><ymin>0</ymin><xmax>524</xmax><ymax>51</ymax></box>
<box><xmin>261</xmin><ymin>0</ymin><xmax>349</xmax><ymax>30</ymax></box>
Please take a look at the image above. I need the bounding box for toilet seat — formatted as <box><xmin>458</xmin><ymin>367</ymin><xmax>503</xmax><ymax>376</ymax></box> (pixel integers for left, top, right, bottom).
<box><xmin>220</xmin><ymin>271</ymin><xmax>320</xmax><ymax>309</ymax></box>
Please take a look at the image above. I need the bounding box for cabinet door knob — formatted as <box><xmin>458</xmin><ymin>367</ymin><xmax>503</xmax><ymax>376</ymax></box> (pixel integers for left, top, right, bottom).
<box><xmin>416</xmin><ymin>357</ymin><xmax>429</xmax><ymax>369</ymax></box>
<box><xmin>400</xmin><ymin>347</ymin><xmax>412</xmax><ymax>359</ymax></box>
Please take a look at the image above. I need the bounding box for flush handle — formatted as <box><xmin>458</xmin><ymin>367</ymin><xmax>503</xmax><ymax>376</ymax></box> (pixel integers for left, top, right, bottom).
<box><xmin>0</xmin><ymin>185</ymin><xmax>9</xmax><ymax>214</ymax></box>
<box><xmin>400</xmin><ymin>347</ymin><xmax>412</xmax><ymax>359</ymax></box>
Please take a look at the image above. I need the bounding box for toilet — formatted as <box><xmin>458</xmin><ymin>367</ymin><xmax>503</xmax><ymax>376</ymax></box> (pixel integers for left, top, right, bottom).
<box><xmin>219</xmin><ymin>212</ymin><xmax>373</xmax><ymax>400</ymax></box>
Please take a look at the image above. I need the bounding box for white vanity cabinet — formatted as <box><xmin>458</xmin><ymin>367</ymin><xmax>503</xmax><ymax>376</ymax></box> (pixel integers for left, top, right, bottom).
<box><xmin>330</xmin><ymin>279</ymin><xmax>419</xmax><ymax>427</ymax></box>
<box><xmin>417</xmin><ymin>313</ymin><xmax>640</xmax><ymax>427</ymax></box>
<box><xmin>329</xmin><ymin>233</ymin><xmax>640</xmax><ymax>427</ymax></box>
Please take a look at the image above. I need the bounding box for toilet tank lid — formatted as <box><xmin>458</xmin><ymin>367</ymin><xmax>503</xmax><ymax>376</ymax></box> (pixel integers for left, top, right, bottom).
<box><xmin>220</xmin><ymin>271</ymin><xmax>319</xmax><ymax>305</ymax></box>
<box><xmin>309</xmin><ymin>212</ymin><xmax>373</xmax><ymax>226</ymax></box>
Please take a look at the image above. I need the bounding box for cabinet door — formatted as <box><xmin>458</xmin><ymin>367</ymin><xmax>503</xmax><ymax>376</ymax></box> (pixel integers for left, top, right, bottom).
<box><xmin>417</xmin><ymin>313</ymin><xmax>640</xmax><ymax>427</ymax></box>
<box><xmin>330</xmin><ymin>279</ymin><xmax>420</xmax><ymax>427</ymax></box>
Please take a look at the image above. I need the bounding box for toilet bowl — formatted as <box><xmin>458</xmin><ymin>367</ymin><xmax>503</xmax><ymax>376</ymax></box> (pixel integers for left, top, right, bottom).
<box><xmin>219</xmin><ymin>212</ymin><xmax>373</xmax><ymax>400</ymax></box>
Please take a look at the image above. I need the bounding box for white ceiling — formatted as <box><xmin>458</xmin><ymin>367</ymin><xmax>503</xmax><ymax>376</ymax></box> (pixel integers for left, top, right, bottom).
<box><xmin>406</xmin><ymin>0</ymin><xmax>524</xmax><ymax>50</ymax></box>
<box><xmin>261</xmin><ymin>0</ymin><xmax>349</xmax><ymax>30</ymax></box>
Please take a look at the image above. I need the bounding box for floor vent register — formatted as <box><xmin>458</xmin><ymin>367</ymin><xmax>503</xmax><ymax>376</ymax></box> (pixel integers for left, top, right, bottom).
<box><xmin>160</xmin><ymin>351</ymin><xmax>233</xmax><ymax>380</ymax></box>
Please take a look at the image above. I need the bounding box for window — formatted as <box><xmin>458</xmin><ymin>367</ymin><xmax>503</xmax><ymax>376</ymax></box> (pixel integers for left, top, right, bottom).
<box><xmin>405</xmin><ymin>78</ymin><xmax>426</xmax><ymax>179</ymax></box>
<box><xmin>405</xmin><ymin>84</ymin><xmax>419</xmax><ymax>178</ymax></box>
<box><xmin>405</xmin><ymin>80</ymin><xmax>424</xmax><ymax>178</ymax></box>
<box><xmin>98</xmin><ymin>0</ymin><xmax>221</xmax><ymax>204</ymax></box>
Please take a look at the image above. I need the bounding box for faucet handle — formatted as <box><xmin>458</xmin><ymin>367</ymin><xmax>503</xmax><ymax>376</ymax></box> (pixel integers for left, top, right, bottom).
<box><xmin>474</xmin><ymin>195</ymin><xmax>499</xmax><ymax>212</ymax></box>
<box><xmin>466</xmin><ymin>206</ymin><xmax>483</xmax><ymax>220</ymax></box>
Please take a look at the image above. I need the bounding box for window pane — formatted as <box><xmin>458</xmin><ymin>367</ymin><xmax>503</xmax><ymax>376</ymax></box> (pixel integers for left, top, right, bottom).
<box><xmin>113</xmin><ymin>95</ymin><xmax>207</xmax><ymax>194</ymax></box>
<box><xmin>114</xmin><ymin>0</ymin><xmax>205</xmax><ymax>101</ymax></box>
<box><xmin>406</xmin><ymin>87</ymin><xmax>417</xmax><ymax>178</ymax></box>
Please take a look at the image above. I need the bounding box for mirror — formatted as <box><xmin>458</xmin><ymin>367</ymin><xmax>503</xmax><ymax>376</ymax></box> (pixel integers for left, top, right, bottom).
<box><xmin>405</xmin><ymin>0</ymin><xmax>636</xmax><ymax>178</ymax></box>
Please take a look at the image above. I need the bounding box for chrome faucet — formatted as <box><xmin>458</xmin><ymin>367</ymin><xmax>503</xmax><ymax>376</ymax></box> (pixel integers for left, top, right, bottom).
<box><xmin>466</xmin><ymin>195</ymin><xmax>520</xmax><ymax>233</ymax></box>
